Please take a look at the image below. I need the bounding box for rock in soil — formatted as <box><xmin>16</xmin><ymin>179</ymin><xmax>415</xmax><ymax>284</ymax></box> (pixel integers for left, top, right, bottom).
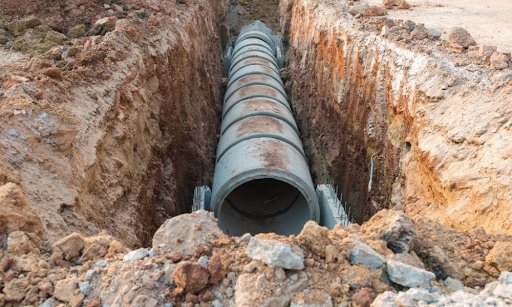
<box><xmin>247</xmin><ymin>237</ymin><xmax>305</xmax><ymax>270</ymax></box>
<box><xmin>447</xmin><ymin>26</ymin><xmax>476</xmax><ymax>48</ymax></box>
<box><xmin>386</xmin><ymin>260</ymin><xmax>436</xmax><ymax>288</ymax></box>
<box><xmin>349</xmin><ymin>241</ymin><xmax>385</xmax><ymax>269</ymax></box>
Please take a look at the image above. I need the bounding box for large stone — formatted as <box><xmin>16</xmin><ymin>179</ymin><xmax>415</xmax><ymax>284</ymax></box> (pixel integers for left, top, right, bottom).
<box><xmin>361</xmin><ymin>210</ymin><xmax>416</xmax><ymax>253</ymax></box>
<box><xmin>45</xmin><ymin>31</ymin><xmax>67</xmax><ymax>44</ymax></box>
<box><xmin>54</xmin><ymin>278</ymin><xmax>78</xmax><ymax>302</ymax></box>
<box><xmin>40</xmin><ymin>297</ymin><xmax>58</xmax><ymax>307</ymax></box>
<box><xmin>410</xmin><ymin>24</ymin><xmax>428</xmax><ymax>40</ymax></box>
<box><xmin>0</xmin><ymin>183</ymin><xmax>45</xmax><ymax>238</ymax></box>
<box><xmin>152</xmin><ymin>210</ymin><xmax>224</xmax><ymax>256</ymax></box>
<box><xmin>38</xmin><ymin>279</ymin><xmax>54</xmax><ymax>296</ymax></box>
<box><xmin>247</xmin><ymin>237</ymin><xmax>304</xmax><ymax>270</ymax></box>
<box><xmin>70</xmin><ymin>292</ymin><xmax>85</xmax><ymax>307</ymax></box>
<box><xmin>447</xmin><ymin>27</ymin><xmax>476</xmax><ymax>48</ymax></box>
<box><xmin>80</xmin><ymin>233</ymin><xmax>126</xmax><ymax>262</ymax></box>
<box><xmin>79</xmin><ymin>281</ymin><xmax>91</xmax><ymax>296</ymax></box>
<box><xmin>363</xmin><ymin>6</ymin><xmax>387</xmax><ymax>17</ymax></box>
<box><xmin>388</xmin><ymin>252</ymin><xmax>424</xmax><ymax>269</ymax></box>
<box><xmin>349</xmin><ymin>241</ymin><xmax>385</xmax><ymax>269</ymax></box>
<box><xmin>349</xmin><ymin>4</ymin><xmax>386</xmax><ymax>17</ymax></box>
<box><xmin>383</xmin><ymin>0</ymin><xmax>400</xmax><ymax>8</ymax></box>
<box><xmin>53</xmin><ymin>233</ymin><xmax>85</xmax><ymax>261</ymax></box>
<box><xmin>413</xmin><ymin>242</ymin><xmax>461</xmax><ymax>280</ymax></box>
<box><xmin>486</xmin><ymin>241</ymin><xmax>512</xmax><ymax>272</ymax></box>
<box><xmin>173</xmin><ymin>261</ymin><xmax>210</xmax><ymax>294</ymax></box>
<box><xmin>349</xmin><ymin>3</ymin><xmax>370</xmax><ymax>16</ymax></box>
<box><xmin>426</xmin><ymin>28</ymin><xmax>442</xmax><ymax>39</ymax></box>
<box><xmin>386</xmin><ymin>260</ymin><xmax>435</xmax><ymax>288</ymax></box>
<box><xmin>1</xmin><ymin>255</ymin><xmax>14</xmax><ymax>272</ymax></box>
<box><xmin>398</xmin><ymin>0</ymin><xmax>410</xmax><ymax>9</ymax></box>
<box><xmin>438</xmin><ymin>290</ymin><xmax>482</xmax><ymax>305</ymax></box>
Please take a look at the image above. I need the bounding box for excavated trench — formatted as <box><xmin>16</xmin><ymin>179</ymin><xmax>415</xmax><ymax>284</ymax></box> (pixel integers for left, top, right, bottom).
<box><xmin>129</xmin><ymin>0</ymin><xmax>510</xmax><ymax>244</ymax></box>
<box><xmin>207</xmin><ymin>0</ymin><xmax>403</xmax><ymax>232</ymax></box>
<box><xmin>5</xmin><ymin>0</ymin><xmax>494</xmax><ymax>248</ymax></box>
<box><xmin>129</xmin><ymin>0</ymin><xmax>397</xmax><ymax>242</ymax></box>
<box><xmin>3</xmin><ymin>4</ymin><xmax>511</xmax><ymax>304</ymax></box>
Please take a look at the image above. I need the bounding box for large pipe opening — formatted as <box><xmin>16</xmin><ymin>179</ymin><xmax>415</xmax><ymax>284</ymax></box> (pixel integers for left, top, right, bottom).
<box><xmin>218</xmin><ymin>178</ymin><xmax>311</xmax><ymax>235</ymax></box>
<box><xmin>210</xmin><ymin>21</ymin><xmax>320</xmax><ymax>236</ymax></box>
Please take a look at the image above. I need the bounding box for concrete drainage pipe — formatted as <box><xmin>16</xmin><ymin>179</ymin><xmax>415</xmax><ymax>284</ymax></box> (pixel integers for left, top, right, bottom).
<box><xmin>210</xmin><ymin>21</ymin><xmax>320</xmax><ymax>236</ymax></box>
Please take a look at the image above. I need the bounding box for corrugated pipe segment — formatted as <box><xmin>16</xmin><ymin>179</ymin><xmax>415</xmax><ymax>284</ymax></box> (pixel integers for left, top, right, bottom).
<box><xmin>211</xmin><ymin>21</ymin><xmax>320</xmax><ymax>236</ymax></box>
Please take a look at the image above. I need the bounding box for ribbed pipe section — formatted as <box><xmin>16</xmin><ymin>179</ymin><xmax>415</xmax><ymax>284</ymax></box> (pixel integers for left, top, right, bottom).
<box><xmin>211</xmin><ymin>21</ymin><xmax>320</xmax><ymax>236</ymax></box>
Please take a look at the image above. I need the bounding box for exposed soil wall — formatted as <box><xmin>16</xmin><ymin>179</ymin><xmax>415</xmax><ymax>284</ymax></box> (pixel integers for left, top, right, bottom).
<box><xmin>0</xmin><ymin>0</ymin><xmax>227</xmax><ymax>247</ymax></box>
<box><xmin>281</xmin><ymin>0</ymin><xmax>512</xmax><ymax>235</ymax></box>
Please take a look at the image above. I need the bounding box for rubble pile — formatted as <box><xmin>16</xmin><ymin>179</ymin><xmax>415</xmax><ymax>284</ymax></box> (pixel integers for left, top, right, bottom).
<box><xmin>1</xmin><ymin>210</ymin><xmax>511</xmax><ymax>306</ymax></box>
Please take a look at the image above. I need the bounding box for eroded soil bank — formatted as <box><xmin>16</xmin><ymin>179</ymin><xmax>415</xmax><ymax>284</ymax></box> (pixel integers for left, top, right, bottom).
<box><xmin>0</xmin><ymin>0</ymin><xmax>226</xmax><ymax>247</ymax></box>
<box><xmin>281</xmin><ymin>0</ymin><xmax>512</xmax><ymax>235</ymax></box>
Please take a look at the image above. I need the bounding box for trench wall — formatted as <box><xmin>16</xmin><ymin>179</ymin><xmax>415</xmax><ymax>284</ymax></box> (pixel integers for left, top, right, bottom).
<box><xmin>281</xmin><ymin>0</ymin><xmax>512</xmax><ymax>234</ymax></box>
<box><xmin>0</xmin><ymin>0</ymin><xmax>227</xmax><ymax>246</ymax></box>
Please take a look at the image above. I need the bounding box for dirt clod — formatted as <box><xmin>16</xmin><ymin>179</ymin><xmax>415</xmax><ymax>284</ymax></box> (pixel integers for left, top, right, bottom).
<box><xmin>173</xmin><ymin>261</ymin><xmax>210</xmax><ymax>294</ymax></box>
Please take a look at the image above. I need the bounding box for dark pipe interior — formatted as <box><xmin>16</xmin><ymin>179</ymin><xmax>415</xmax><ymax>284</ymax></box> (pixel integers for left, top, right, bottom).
<box><xmin>219</xmin><ymin>178</ymin><xmax>311</xmax><ymax>235</ymax></box>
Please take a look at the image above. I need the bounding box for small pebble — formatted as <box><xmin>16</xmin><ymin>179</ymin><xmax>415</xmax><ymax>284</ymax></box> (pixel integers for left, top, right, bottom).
<box><xmin>96</xmin><ymin>260</ymin><xmax>108</xmax><ymax>268</ymax></box>
<box><xmin>198</xmin><ymin>255</ymin><xmax>208</xmax><ymax>268</ymax></box>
